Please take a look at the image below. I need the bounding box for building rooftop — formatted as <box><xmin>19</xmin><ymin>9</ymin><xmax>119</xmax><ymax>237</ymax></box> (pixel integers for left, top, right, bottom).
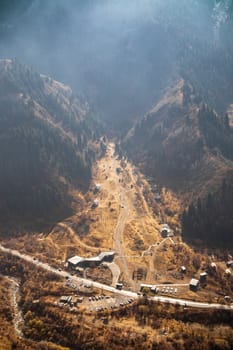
<box><xmin>160</xmin><ymin>223</ymin><xmax>171</xmax><ymax>234</ymax></box>
<box><xmin>161</xmin><ymin>224</ymin><xmax>169</xmax><ymax>230</ymax></box>
<box><xmin>151</xmin><ymin>286</ymin><xmax>158</xmax><ymax>292</ymax></box>
<box><xmin>98</xmin><ymin>251</ymin><xmax>115</xmax><ymax>260</ymax></box>
<box><xmin>67</xmin><ymin>251</ymin><xmax>116</xmax><ymax>267</ymax></box>
<box><xmin>189</xmin><ymin>278</ymin><xmax>199</xmax><ymax>287</ymax></box>
<box><xmin>85</xmin><ymin>256</ymin><xmax>101</xmax><ymax>262</ymax></box>
<box><xmin>67</xmin><ymin>255</ymin><xmax>84</xmax><ymax>265</ymax></box>
<box><xmin>92</xmin><ymin>199</ymin><xmax>99</xmax><ymax>208</ymax></box>
<box><xmin>116</xmin><ymin>283</ymin><xmax>123</xmax><ymax>290</ymax></box>
<box><xmin>200</xmin><ymin>272</ymin><xmax>208</xmax><ymax>277</ymax></box>
<box><xmin>140</xmin><ymin>283</ymin><xmax>154</xmax><ymax>289</ymax></box>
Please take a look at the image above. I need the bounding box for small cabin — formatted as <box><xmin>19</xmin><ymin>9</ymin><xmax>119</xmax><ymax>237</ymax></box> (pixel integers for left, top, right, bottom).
<box><xmin>94</xmin><ymin>184</ymin><xmax>101</xmax><ymax>193</ymax></box>
<box><xmin>200</xmin><ymin>272</ymin><xmax>208</xmax><ymax>283</ymax></box>
<box><xmin>116</xmin><ymin>283</ymin><xmax>123</xmax><ymax>290</ymax></box>
<box><xmin>210</xmin><ymin>262</ymin><xmax>217</xmax><ymax>271</ymax></box>
<box><xmin>151</xmin><ymin>286</ymin><xmax>158</xmax><ymax>294</ymax></box>
<box><xmin>160</xmin><ymin>224</ymin><xmax>170</xmax><ymax>238</ymax></box>
<box><xmin>189</xmin><ymin>278</ymin><xmax>199</xmax><ymax>292</ymax></box>
<box><xmin>92</xmin><ymin>199</ymin><xmax>99</xmax><ymax>209</ymax></box>
<box><xmin>181</xmin><ymin>266</ymin><xmax>186</xmax><ymax>274</ymax></box>
<box><xmin>224</xmin><ymin>296</ymin><xmax>231</xmax><ymax>303</ymax></box>
<box><xmin>226</xmin><ymin>260</ymin><xmax>233</xmax><ymax>268</ymax></box>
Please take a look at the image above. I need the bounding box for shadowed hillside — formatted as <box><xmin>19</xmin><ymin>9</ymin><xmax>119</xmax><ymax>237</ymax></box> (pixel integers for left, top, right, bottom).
<box><xmin>182</xmin><ymin>174</ymin><xmax>233</xmax><ymax>248</ymax></box>
<box><xmin>0</xmin><ymin>59</ymin><xmax>101</xmax><ymax>232</ymax></box>
<box><xmin>123</xmin><ymin>80</ymin><xmax>233</xmax><ymax>204</ymax></box>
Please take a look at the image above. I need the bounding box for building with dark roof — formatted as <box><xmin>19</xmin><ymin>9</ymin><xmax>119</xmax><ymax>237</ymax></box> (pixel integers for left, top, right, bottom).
<box><xmin>200</xmin><ymin>272</ymin><xmax>208</xmax><ymax>283</ymax></box>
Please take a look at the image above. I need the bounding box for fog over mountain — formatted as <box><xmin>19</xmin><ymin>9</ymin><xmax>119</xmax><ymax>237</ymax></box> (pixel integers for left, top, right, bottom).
<box><xmin>1</xmin><ymin>0</ymin><xmax>233</xmax><ymax>128</ymax></box>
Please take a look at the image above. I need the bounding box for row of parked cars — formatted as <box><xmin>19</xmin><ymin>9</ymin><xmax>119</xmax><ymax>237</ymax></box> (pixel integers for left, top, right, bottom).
<box><xmin>160</xmin><ymin>287</ymin><xmax>178</xmax><ymax>294</ymax></box>
<box><xmin>95</xmin><ymin>298</ymin><xmax>134</xmax><ymax>312</ymax></box>
<box><xmin>88</xmin><ymin>295</ymin><xmax>110</xmax><ymax>301</ymax></box>
<box><xmin>65</xmin><ymin>278</ymin><xmax>92</xmax><ymax>290</ymax></box>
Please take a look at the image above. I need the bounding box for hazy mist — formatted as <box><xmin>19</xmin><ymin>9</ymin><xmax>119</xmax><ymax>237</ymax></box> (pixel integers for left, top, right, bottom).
<box><xmin>1</xmin><ymin>0</ymin><xmax>233</xmax><ymax>126</ymax></box>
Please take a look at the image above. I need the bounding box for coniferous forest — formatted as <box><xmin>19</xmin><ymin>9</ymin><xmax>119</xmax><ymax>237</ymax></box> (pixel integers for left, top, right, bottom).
<box><xmin>182</xmin><ymin>175</ymin><xmax>233</xmax><ymax>247</ymax></box>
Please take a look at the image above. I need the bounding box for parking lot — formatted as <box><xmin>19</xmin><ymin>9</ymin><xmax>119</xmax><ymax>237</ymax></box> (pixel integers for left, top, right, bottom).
<box><xmin>63</xmin><ymin>278</ymin><xmax>134</xmax><ymax>312</ymax></box>
<box><xmin>83</xmin><ymin>294</ymin><xmax>134</xmax><ymax>312</ymax></box>
<box><xmin>65</xmin><ymin>277</ymin><xmax>93</xmax><ymax>293</ymax></box>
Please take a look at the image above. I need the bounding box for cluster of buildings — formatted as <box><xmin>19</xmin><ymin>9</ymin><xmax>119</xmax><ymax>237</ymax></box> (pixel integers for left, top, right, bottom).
<box><xmin>189</xmin><ymin>272</ymin><xmax>208</xmax><ymax>291</ymax></box>
<box><xmin>67</xmin><ymin>251</ymin><xmax>115</xmax><ymax>270</ymax></box>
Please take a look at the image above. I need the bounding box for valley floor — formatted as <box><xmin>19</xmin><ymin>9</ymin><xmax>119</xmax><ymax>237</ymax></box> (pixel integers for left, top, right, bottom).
<box><xmin>0</xmin><ymin>141</ymin><xmax>233</xmax><ymax>349</ymax></box>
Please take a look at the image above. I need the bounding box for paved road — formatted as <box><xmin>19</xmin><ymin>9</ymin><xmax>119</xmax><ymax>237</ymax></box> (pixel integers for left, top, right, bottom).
<box><xmin>1</xmin><ymin>244</ymin><xmax>233</xmax><ymax>311</ymax></box>
<box><xmin>103</xmin><ymin>261</ymin><xmax>121</xmax><ymax>286</ymax></box>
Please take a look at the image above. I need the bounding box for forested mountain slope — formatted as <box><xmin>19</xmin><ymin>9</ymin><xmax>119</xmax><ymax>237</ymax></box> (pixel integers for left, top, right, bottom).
<box><xmin>123</xmin><ymin>80</ymin><xmax>233</xmax><ymax>203</ymax></box>
<box><xmin>182</xmin><ymin>175</ymin><xmax>233</xmax><ymax>248</ymax></box>
<box><xmin>0</xmin><ymin>59</ymin><xmax>101</xmax><ymax>232</ymax></box>
<box><xmin>123</xmin><ymin>79</ymin><xmax>233</xmax><ymax>246</ymax></box>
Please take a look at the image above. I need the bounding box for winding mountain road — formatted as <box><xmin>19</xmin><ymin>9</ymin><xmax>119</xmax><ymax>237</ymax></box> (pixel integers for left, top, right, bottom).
<box><xmin>1</xmin><ymin>244</ymin><xmax>233</xmax><ymax>311</ymax></box>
